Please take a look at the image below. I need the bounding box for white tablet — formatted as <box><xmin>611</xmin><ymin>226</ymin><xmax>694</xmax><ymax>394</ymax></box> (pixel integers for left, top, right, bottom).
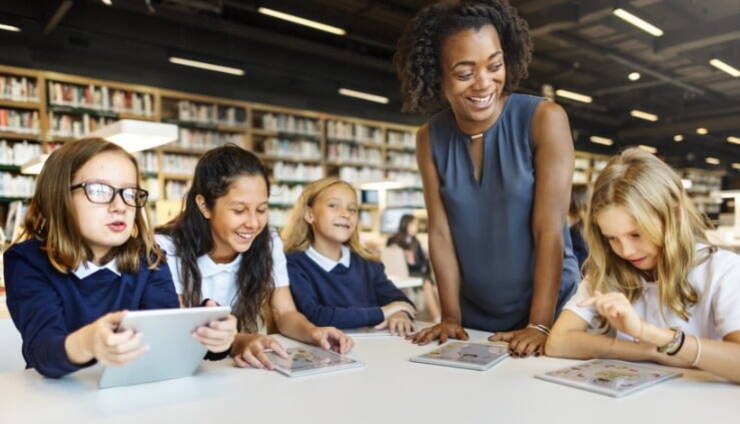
<box><xmin>98</xmin><ymin>306</ymin><xmax>231</xmax><ymax>389</ymax></box>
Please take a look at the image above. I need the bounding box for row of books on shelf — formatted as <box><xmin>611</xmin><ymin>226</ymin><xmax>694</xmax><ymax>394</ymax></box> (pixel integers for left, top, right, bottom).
<box><xmin>137</xmin><ymin>152</ymin><xmax>158</xmax><ymax>174</ymax></box>
<box><xmin>49</xmin><ymin>112</ymin><xmax>115</xmax><ymax>139</ymax></box>
<box><xmin>272</xmin><ymin>162</ymin><xmax>323</xmax><ymax>182</ymax></box>
<box><xmin>0</xmin><ymin>109</ymin><xmax>39</xmax><ymax>134</ymax></box>
<box><xmin>142</xmin><ymin>177</ymin><xmax>159</xmax><ymax>202</ymax></box>
<box><xmin>161</xmin><ymin>154</ymin><xmax>198</xmax><ymax>175</ymax></box>
<box><xmin>338</xmin><ymin>166</ymin><xmax>384</xmax><ymax>185</ymax></box>
<box><xmin>386</xmin><ymin>152</ymin><xmax>416</xmax><ymax>168</ymax></box>
<box><xmin>0</xmin><ymin>76</ymin><xmax>38</xmax><ymax>103</ymax></box>
<box><xmin>386</xmin><ymin>170</ymin><xmax>422</xmax><ymax>189</ymax></box>
<box><xmin>387</xmin><ymin>130</ymin><xmax>415</xmax><ymax>149</ymax></box>
<box><xmin>259</xmin><ymin>113</ymin><xmax>320</xmax><ymax>136</ymax></box>
<box><xmin>0</xmin><ymin>140</ymin><xmax>42</xmax><ymax>166</ymax></box>
<box><xmin>164</xmin><ymin>180</ymin><xmax>189</xmax><ymax>201</ymax></box>
<box><xmin>326</xmin><ymin>120</ymin><xmax>383</xmax><ymax>144</ymax></box>
<box><xmin>47</xmin><ymin>81</ymin><xmax>155</xmax><ymax>116</ymax></box>
<box><xmin>262</xmin><ymin>137</ymin><xmax>321</xmax><ymax>160</ymax></box>
<box><xmin>387</xmin><ymin>189</ymin><xmax>425</xmax><ymax>208</ymax></box>
<box><xmin>269</xmin><ymin>184</ymin><xmax>305</xmax><ymax>206</ymax></box>
<box><xmin>176</xmin><ymin>128</ymin><xmax>243</xmax><ymax>151</ymax></box>
<box><xmin>171</xmin><ymin>100</ymin><xmax>246</xmax><ymax>126</ymax></box>
<box><xmin>326</xmin><ymin>143</ymin><xmax>383</xmax><ymax>166</ymax></box>
<box><xmin>0</xmin><ymin>173</ymin><xmax>35</xmax><ymax>198</ymax></box>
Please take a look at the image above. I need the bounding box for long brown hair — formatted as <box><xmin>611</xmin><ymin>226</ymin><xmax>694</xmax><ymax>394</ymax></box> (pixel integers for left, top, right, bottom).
<box><xmin>20</xmin><ymin>138</ymin><xmax>162</xmax><ymax>273</ymax></box>
<box><xmin>282</xmin><ymin>177</ymin><xmax>376</xmax><ymax>261</ymax></box>
<box><xmin>584</xmin><ymin>148</ymin><xmax>709</xmax><ymax>323</ymax></box>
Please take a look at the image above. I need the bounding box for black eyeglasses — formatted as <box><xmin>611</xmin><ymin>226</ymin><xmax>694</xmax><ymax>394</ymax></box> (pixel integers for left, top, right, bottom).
<box><xmin>70</xmin><ymin>182</ymin><xmax>148</xmax><ymax>208</ymax></box>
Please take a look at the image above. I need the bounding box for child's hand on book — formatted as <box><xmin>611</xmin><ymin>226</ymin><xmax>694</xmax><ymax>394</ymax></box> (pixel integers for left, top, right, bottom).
<box><xmin>375</xmin><ymin>311</ymin><xmax>416</xmax><ymax>336</ymax></box>
<box><xmin>310</xmin><ymin>326</ymin><xmax>354</xmax><ymax>354</ymax></box>
<box><xmin>407</xmin><ymin>320</ymin><xmax>469</xmax><ymax>345</ymax></box>
<box><xmin>489</xmin><ymin>327</ymin><xmax>546</xmax><ymax>357</ymax></box>
<box><xmin>232</xmin><ymin>333</ymin><xmax>288</xmax><ymax>370</ymax></box>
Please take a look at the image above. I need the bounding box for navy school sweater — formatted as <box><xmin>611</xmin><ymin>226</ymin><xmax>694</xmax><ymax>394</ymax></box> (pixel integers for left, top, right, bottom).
<box><xmin>287</xmin><ymin>251</ymin><xmax>413</xmax><ymax>329</ymax></box>
<box><xmin>4</xmin><ymin>239</ymin><xmax>179</xmax><ymax>378</ymax></box>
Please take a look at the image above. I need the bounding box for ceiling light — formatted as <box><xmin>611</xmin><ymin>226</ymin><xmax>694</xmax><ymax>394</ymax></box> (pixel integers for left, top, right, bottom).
<box><xmin>613</xmin><ymin>8</ymin><xmax>664</xmax><ymax>37</ymax></box>
<box><xmin>0</xmin><ymin>23</ymin><xmax>21</xmax><ymax>32</ymax></box>
<box><xmin>338</xmin><ymin>88</ymin><xmax>389</xmax><ymax>104</ymax></box>
<box><xmin>89</xmin><ymin>119</ymin><xmax>178</xmax><ymax>152</ymax></box>
<box><xmin>709</xmin><ymin>59</ymin><xmax>740</xmax><ymax>78</ymax></box>
<box><xmin>696</xmin><ymin>127</ymin><xmax>708</xmax><ymax>135</ymax></box>
<box><xmin>673</xmin><ymin>134</ymin><xmax>684</xmax><ymax>142</ymax></box>
<box><xmin>589</xmin><ymin>136</ymin><xmax>613</xmax><ymax>146</ymax></box>
<box><xmin>728</xmin><ymin>136</ymin><xmax>740</xmax><ymax>144</ymax></box>
<box><xmin>638</xmin><ymin>144</ymin><xmax>657</xmax><ymax>154</ymax></box>
<box><xmin>169</xmin><ymin>57</ymin><xmax>244</xmax><ymax>76</ymax></box>
<box><xmin>101</xmin><ymin>0</ymin><xmax>113</xmax><ymax>5</ymax></box>
<box><xmin>258</xmin><ymin>7</ymin><xmax>346</xmax><ymax>36</ymax></box>
<box><xmin>706</xmin><ymin>157</ymin><xmax>720</xmax><ymax>165</ymax></box>
<box><xmin>630</xmin><ymin>109</ymin><xmax>659</xmax><ymax>121</ymax></box>
<box><xmin>628</xmin><ymin>72</ymin><xmax>641</xmax><ymax>81</ymax></box>
<box><xmin>555</xmin><ymin>89</ymin><xmax>592</xmax><ymax>103</ymax></box>
<box><xmin>21</xmin><ymin>154</ymin><xmax>50</xmax><ymax>175</ymax></box>
<box><xmin>733</xmin><ymin>163</ymin><xmax>740</xmax><ymax>170</ymax></box>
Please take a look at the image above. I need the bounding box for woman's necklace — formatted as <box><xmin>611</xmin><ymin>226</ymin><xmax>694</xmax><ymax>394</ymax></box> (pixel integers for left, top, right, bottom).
<box><xmin>470</xmin><ymin>133</ymin><xmax>484</xmax><ymax>141</ymax></box>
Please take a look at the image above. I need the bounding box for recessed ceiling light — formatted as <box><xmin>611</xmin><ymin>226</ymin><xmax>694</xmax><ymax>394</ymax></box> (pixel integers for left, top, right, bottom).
<box><xmin>638</xmin><ymin>144</ymin><xmax>657</xmax><ymax>154</ymax></box>
<box><xmin>338</xmin><ymin>88</ymin><xmax>389</xmax><ymax>104</ymax></box>
<box><xmin>169</xmin><ymin>57</ymin><xmax>244</xmax><ymax>76</ymax></box>
<box><xmin>613</xmin><ymin>8</ymin><xmax>663</xmax><ymax>37</ymax></box>
<box><xmin>555</xmin><ymin>89</ymin><xmax>592</xmax><ymax>103</ymax></box>
<box><xmin>628</xmin><ymin>72</ymin><xmax>641</xmax><ymax>81</ymax></box>
<box><xmin>733</xmin><ymin>163</ymin><xmax>740</xmax><ymax>170</ymax></box>
<box><xmin>589</xmin><ymin>136</ymin><xmax>613</xmax><ymax>146</ymax></box>
<box><xmin>696</xmin><ymin>128</ymin><xmax>708</xmax><ymax>135</ymax></box>
<box><xmin>630</xmin><ymin>109</ymin><xmax>658</xmax><ymax>121</ymax></box>
<box><xmin>258</xmin><ymin>7</ymin><xmax>346</xmax><ymax>36</ymax></box>
<box><xmin>101</xmin><ymin>0</ymin><xmax>113</xmax><ymax>5</ymax></box>
<box><xmin>727</xmin><ymin>136</ymin><xmax>740</xmax><ymax>144</ymax></box>
<box><xmin>709</xmin><ymin>58</ymin><xmax>740</xmax><ymax>78</ymax></box>
<box><xmin>0</xmin><ymin>23</ymin><xmax>21</xmax><ymax>32</ymax></box>
<box><xmin>705</xmin><ymin>157</ymin><xmax>720</xmax><ymax>165</ymax></box>
<box><xmin>673</xmin><ymin>134</ymin><xmax>684</xmax><ymax>142</ymax></box>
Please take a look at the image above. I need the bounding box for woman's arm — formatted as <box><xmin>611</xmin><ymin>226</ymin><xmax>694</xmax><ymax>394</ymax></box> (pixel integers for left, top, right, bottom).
<box><xmin>410</xmin><ymin>124</ymin><xmax>469</xmax><ymax>344</ymax></box>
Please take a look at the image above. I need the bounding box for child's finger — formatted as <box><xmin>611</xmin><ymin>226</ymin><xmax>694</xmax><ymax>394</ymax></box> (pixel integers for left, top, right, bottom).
<box><xmin>109</xmin><ymin>331</ymin><xmax>144</xmax><ymax>355</ymax></box>
<box><xmin>242</xmin><ymin>351</ymin><xmax>264</xmax><ymax>369</ymax></box>
<box><xmin>374</xmin><ymin>320</ymin><xmax>389</xmax><ymax>330</ymax></box>
<box><xmin>254</xmin><ymin>350</ymin><xmax>275</xmax><ymax>370</ymax></box>
<box><xmin>234</xmin><ymin>355</ymin><xmax>250</xmax><ymax>368</ymax></box>
<box><xmin>267</xmin><ymin>339</ymin><xmax>288</xmax><ymax>358</ymax></box>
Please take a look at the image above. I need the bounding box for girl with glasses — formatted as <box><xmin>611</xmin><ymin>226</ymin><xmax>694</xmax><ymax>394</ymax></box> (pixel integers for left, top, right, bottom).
<box><xmin>3</xmin><ymin>138</ymin><xmax>236</xmax><ymax>378</ymax></box>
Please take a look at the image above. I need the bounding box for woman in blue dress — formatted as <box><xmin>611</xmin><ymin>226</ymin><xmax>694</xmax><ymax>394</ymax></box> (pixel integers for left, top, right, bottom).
<box><xmin>395</xmin><ymin>0</ymin><xmax>579</xmax><ymax>357</ymax></box>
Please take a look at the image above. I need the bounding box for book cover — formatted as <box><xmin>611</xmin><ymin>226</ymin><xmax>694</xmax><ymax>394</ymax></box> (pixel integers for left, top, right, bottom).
<box><xmin>535</xmin><ymin>359</ymin><xmax>682</xmax><ymax>398</ymax></box>
<box><xmin>410</xmin><ymin>341</ymin><xmax>509</xmax><ymax>371</ymax></box>
<box><xmin>264</xmin><ymin>345</ymin><xmax>364</xmax><ymax>378</ymax></box>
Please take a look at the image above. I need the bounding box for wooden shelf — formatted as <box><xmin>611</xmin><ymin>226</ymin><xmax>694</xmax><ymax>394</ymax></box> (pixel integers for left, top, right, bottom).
<box><xmin>163</xmin><ymin>118</ymin><xmax>247</xmax><ymax>132</ymax></box>
<box><xmin>160</xmin><ymin>146</ymin><xmax>210</xmax><ymax>155</ymax></box>
<box><xmin>0</xmin><ymin>98</ymin><xmax>42</xmax><ymax>109</ymax></box>
<box><xmin>326</xmin><ymin>138</ymin><xmax>383</xmax><ymax>148</ymax></box>
<box><xmin>385</xmin><ymin>164</ymin><xmax>418</xmax><ymax>172</ymax></box>
<box><xmin>360</xmin><ymin>204</ymin><xmax>378</xmax><ymax>210</ymax></box>
<box><xmin>385</xmin><ymin>144</ymin><xmax>416</xmax><ymax>152</ymax></box>
<box><xmin>260</xmin><ymin>154</ymin><xmax>322</xmax><ymax>164</ymax></box>
<box><xmin>271</xmin><ymin>178</ymin><xmax>314</xmax><ymax>185</ymax></box>
<box><xmin>161</xmin><ymin>173</ymin><xmax>192</xmax><ymax>180</ymax></box>
<box><xmin>325</xmin><ymin>160</ymin><xmax>384</xmax><ymax>168</ymax></box>
<box><xmin>0</xmin><ymin>164</ymin><xmax>22</xmax><ymax>172</ymax></box>
<box><xmin>251</xmin><ymin>128</ymin><xmax>321</xmax><ymax>139</ymax></box>
<box><xmin>0</xmin><ymin>196</ymin><xmax>31</xmax><ymax>203</ymax></box>
<box><xmin>0</xmin><ymin>131</ymin><xmax>40</xmax><ymax>140</ymax></box>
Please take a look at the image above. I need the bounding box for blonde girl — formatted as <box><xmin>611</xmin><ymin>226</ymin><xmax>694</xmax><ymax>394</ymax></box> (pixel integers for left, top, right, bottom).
<box><xmin>546</xmin><ymin>148</ymin><xmax>740</xmax><ymax>383</ymax></box>
<box><xmin>283</xmin><ymin>177</ymin><xmax>416</xmax><ymax>336</ymax></box>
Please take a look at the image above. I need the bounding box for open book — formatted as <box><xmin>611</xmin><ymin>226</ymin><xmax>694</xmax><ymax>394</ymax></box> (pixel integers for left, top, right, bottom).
<box><xmin>535</xmin><ymin>359</ymin><xmax>682</xmax><ymax>397</ymax></box>
<box><xmin>264</xmin><ymin>345</ymin><xmax>364</xmax><ymax>378</ymax></box>
<box><xmin>410</xmin><ymin>341</ymin><xmax>509</xmax><ymax>371</ymax></box>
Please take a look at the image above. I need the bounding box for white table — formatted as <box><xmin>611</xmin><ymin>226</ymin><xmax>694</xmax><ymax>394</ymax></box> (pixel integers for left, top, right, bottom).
<box><xmin>1</xmin><ymin>328</ymin><xmax>739</xmax><ymax>424</ymax></box>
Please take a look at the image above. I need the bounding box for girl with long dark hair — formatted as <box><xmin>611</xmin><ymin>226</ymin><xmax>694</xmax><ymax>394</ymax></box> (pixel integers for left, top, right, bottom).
<box><xmin>157</xmin><ymin>145</ymin><xmax>352</xmax><ymax>369</ymax></box>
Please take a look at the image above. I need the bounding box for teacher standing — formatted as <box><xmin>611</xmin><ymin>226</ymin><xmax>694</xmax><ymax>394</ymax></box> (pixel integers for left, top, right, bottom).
<box><xmin>394</xmin><ymin>0</ymin><xmax>579</xmax><ymax>357</ymax></box>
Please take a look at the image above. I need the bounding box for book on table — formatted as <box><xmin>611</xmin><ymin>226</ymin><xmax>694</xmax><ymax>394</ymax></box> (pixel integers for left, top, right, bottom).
<box><xmin>535</xmin><ymin>359</ymin><xmax>683</xmax><ymax>398</ymax></box>
<box><xmin>410</xmin><ymin>341</ymin><xmax>509</xmax><ymax>371</ymax></box>
<box><xmin>264</xmin><ymin>344</ymin><xmax>364</xmax><ymax>378</ymax></box>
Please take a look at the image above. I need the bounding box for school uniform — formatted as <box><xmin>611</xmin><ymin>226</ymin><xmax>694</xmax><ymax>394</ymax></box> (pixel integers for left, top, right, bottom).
<box><xmin>155</xmin><ymin>229</ymin><xmax>290</xmax><ymax>309</ymax></box>
<box><xmin>565</xmin><ymin>245</ymin><xmax>740</xmax><ymax>340</ymax></box>
<box><xmin>4</xmin><ymin>239</ymin><xmax>179</xmax><ymax>378</ymax></box>
<box><xmin>287</xmin><ymin>245</ymin><xmax>413</xmax><ymax>329</ymax></box>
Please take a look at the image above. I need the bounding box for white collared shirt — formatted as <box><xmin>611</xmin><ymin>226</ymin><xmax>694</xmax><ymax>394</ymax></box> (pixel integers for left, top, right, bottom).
<box><xmin>305</xmin><ymin>245</ymin><xmax>351</xmax><ymax>272</ymax></box>
<box><xmin>156</xmin><ymin>229</ymin><xmax>289</xmax><ymax>308</ymax></box>
<box><xmin>72</xmin><ymin>260</ymin><xmax>121</xmax><ymax>280</ymax></box>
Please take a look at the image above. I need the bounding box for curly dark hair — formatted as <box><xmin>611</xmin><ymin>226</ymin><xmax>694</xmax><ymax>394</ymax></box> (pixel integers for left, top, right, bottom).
<box><xmin>158</xmin><ymin>144</ymin><xmax>273</xmax><ymax>333</ymax></box>
<box><xmin>394</xmin><ymin>0</ymin><xmax>533</xmax><ymax>115</ymax></box>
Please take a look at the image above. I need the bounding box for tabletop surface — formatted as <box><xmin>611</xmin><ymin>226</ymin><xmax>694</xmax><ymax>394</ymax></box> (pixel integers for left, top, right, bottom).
<box><xmin>1</xmin><ymin>325</ymin><xmax>739</xmax><ymax>424</ymax></box>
